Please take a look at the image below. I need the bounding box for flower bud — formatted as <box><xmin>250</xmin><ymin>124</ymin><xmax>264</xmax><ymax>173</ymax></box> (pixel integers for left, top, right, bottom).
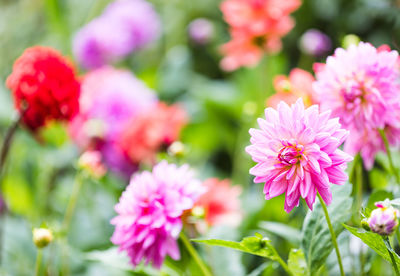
<box><xmin>78</xmin><ymin>150</ymin><xmax>107</xmax><ymax>179</ymax></box>
<box><xmin>188</xmin><ymin>18</ymin><xmax>215</xmax><ymax>45</ymax></box>
<box><xmin>361</xmin><ymin>218</ymin><xmax>370</xmax><ymax>231</ymax></box>
<box><xmin>33</xmin><ymin>228</ymin><xmax>53</xmax><ymax>248</ymax></box>
<box><xmin>342</xmin><ymin>34</ymin><xmax>360</xmax><ymax>49</ymax></box>
<box><xmin>167</xmin><ymin>141</ymin><xmax>185</xmax><ymax>158</ymax></box>
<box><xmin>367</xmin><ymin>202</ymin><xmax>399</xmax><ymax>236</ymax></box>
<box><xmin>299</xmin><ymin>29</ymin><xmax>332</xmax><ymax>57</ymax></box>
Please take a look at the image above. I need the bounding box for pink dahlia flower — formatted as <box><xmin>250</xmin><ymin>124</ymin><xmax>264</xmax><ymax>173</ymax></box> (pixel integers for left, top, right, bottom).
<box><xmin>314</xmin><ymin>42</ymin><xmax>400</xmax><ymax>131</ymax></box>
<box><xmin>246</xmin><ymin>99</ymin><xmax>352</xmax><ymax>213</ymax></box>
<box><xmin>111</xmin><ymin>161</ymin><xmax>204</xmax><ymax>269</ymax></box>
<box><xmin>314</xmin><ymin>42</ymin><xmax>400</xmax><ymax>169</ymax></box>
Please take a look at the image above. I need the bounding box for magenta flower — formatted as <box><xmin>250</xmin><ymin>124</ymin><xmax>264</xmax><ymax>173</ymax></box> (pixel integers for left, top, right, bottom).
<box><xmin>111</xmin><ymin>161</ymin><xmax>204</xmax><ymax>268</ymax></box>
<box><xmin>246</xmin><ymin>99</ymin><xmax>352</xmax><ymax>213</ymax></box>
<box><xmin>313</xmin><ymin>42</ymin><xmax>400</xmax><ymax>169</ymax></box>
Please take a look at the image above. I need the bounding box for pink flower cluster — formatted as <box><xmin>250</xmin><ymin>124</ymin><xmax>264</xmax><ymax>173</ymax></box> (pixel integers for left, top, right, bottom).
<box><xmin>111</xmin><ymin>161</ymin><xmax>204</xmax><ymax>268</ymax></box>
<box><xmin>314</xmin><ymin>42</ymin><xmax>400</xmax><ymax>169</ymax></box>
<box><xmin>69</xmin><ymin>67</ymin><xmax>187</xmax><ymax>178</ymax></box>
<box><xmin>246</xmin><ymin>99</ymin><xmax>352</xmax><ymax>212</ymax></box>
<box><xmin>220</xmin><ymin>0</ymin><xmax>301</xmax><ymax>71</ymax></box>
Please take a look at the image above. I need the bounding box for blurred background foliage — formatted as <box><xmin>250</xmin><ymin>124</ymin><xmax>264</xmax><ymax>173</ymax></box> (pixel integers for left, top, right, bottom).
<box><xmin>1</xmin><ymin>0</ymin><xmax>400</xmax><ymax>275</ymax></box>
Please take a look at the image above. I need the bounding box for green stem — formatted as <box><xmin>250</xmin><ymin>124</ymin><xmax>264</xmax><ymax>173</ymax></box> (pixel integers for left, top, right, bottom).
<box><xmin>34</xmin><ymin>249</ymin><xmax>43</xmax><ymax>276</ymax></box>
<box><xmin>384</xmin><ymin>237</ymin><xmax>400</xmax><ymax>276</ymax></box>
<box><xmin>0</xmin><ymin>114</ymin><xmax>21</xmax><ymax>266</ymax></box>
<box><xmin>62</xmin><ymin>173</ymin><xmax>83</xmax><ymax>232</ymax></box>
<box><xmin>0</xmin><ymin>114</ymin><xmax>21</xmax><ymax>177</ymax></box>
<box><xmin>317</xmin><ymin>193</ymin><xmax>345</xmax><ymax>276</ymax></box>
<box><xmin>379</xmin><ymin>129</ymin><xmax>400</xmax><ymax>184</ymax></box>
<box><xmin>354</xmin><ymin>154</ymin><xmax>363</xmax><ymax>219</ymax></box>
<box><xmin>180</xmin><ymin>232</ymin><xmax>212</xmax><ymax>276</ymax></box>
<box><xmin>270</xmin><ymin>247</ymin><xmax>292</xmax><ymax>275</ymax></box>
<box><xmin>396</xmin><ymin>229</ymin><xmax>400</xmax><ymax>248</ymax></box>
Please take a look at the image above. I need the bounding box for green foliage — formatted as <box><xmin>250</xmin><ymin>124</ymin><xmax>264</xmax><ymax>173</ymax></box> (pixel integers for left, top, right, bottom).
<box><xmin>344</xmin><ymin>225</ymin><xmax>400</xmax><ymax>267</ymax></box>
<box><xmin>193</xmin><ymin>234</ymin><xmax>280</xmax><ymax>261</ymax></box>
<box><xmin>288</xmin><ymin>248</ymin><xmax>309</xmax><ymax>276</ymax></box>
<box><xmin>259</xmin><ymin>221</ymin><xmax>301</xmax><ymax>245</ymax></box>
<box><xmin>301</xmin><ymin>184</ymin><xmax>353</xmax><ymax>274</ymax></box>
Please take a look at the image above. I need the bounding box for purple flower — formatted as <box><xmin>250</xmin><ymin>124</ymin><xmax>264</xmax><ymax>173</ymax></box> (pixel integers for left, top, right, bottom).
<box><xmin>299</xmin><ymin>29</ymin><xmax>332</xmax><ymax>57</ymax></box>
<box><xmin>246</xmin><ymin>99</ymin><xmax>352</xmax><ymax>213</ymax></box>
<box><xmin>69</xmin><ymin>66</ymin><xmax>157</xmax><ymax>178</ymax></box>
<box><xmin>368</xmin><ymin>201</ymin><xmax>399</xmax><ymax>236</ymax></box>
<box><xmin>188</xmin><ymin>18</ymin><xmax>215</xmax><ymax>45</ymax></box>
<box><xmin>111</xmin><ymin>161</ymin><xmax>204</xmax><ymax>268</ymax></box>
<box><xmin>73</xmin><ymin>0</ymin><xmax>161</xmax><ymax>69</ymax></box>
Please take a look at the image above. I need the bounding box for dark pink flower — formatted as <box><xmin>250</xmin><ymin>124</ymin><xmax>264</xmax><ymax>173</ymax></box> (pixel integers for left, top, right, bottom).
<box><xmin>111</xmin><ymin>161</ymin><xmax>204</xmax><ymax>268</ymax></box>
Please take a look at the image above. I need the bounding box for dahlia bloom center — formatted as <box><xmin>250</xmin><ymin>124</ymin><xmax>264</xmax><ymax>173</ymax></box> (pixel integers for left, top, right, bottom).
<box><xmin>278</xmin><ymin>141</ymin><xmax>305</xmax><ymax>166</ymax></box>
<box><xmin>341</xmin><ymin>82</ymin><xmax>365</xmax><ymax>105</ymax></box>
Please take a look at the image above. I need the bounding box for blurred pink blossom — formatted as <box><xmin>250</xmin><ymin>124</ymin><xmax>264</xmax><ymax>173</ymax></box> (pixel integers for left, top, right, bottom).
<box><xmin>314</xmin><ymin>42</ymin><xmax>400</xmax><ymax>169</ymax></box>
<box><xmin>220</xmin><ymin>0</ymin><xmax>301</xmax><ymax>71</ymax></box>
<box><xmin>69</xmin><ymin>66</ymin><xmax>156</xmax><ymax>178</ymax></box>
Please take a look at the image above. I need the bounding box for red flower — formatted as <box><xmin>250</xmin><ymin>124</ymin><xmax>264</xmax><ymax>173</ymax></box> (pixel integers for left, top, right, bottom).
<box><xmin>195</xmin><ymin>178</ymin><xmax>242</xmax><ymax>228</ymax></box>
<box><xmin>6</xmin><ymin>46</ymin><xmax>80</xmax><ymax>131</ymax></box>
<box><xmin>183</xmin><ymin>178</ymin><xmax>242</xmax><ymax>234</ymax></box>
<box><xmin>119</xmin><ymin>102</ymin><xmax>187</xmax><ymax>164</ymax></box>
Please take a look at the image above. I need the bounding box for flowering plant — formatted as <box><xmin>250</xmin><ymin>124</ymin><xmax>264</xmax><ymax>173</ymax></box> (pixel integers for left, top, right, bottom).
<box><xmin>2</xmin><ymin>1</ymin><xmax>400</xmax><ymax>276</ymax></box>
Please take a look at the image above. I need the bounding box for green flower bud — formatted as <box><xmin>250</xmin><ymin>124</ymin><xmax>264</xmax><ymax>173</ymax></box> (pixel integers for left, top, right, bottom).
<box><xmin>33</xmin><ymin>228</ymin><xmax>53</xmax><ymax>249</ymax></box>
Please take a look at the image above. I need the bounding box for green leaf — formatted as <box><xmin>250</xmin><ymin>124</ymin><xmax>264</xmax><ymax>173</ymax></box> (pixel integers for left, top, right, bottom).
<box><xmin>193</xmin><ymin>234</ymin><xmax>280</xmax><ymax>261</ymax></box>
<box><xmin>259</xmin><ymin>221</ymin><xmax>301</xmax><ymax>245</ymax></box>
<box><xmin>365</xmin><ymin>190</ymin><xmax>393</xmax><ymax>216</ymax></box>
<box><xmin>288</xmin><ymin>249</ymin><xmax>309</xmax><ymax>276</ymax></box>
<box><xmin>344</xmin><ymin>225</ymin><xmax>400</xmax><ymax>267</ymax></box>
<box><xmin>301</xmin><ymin>184</ymin><xmax>353</xmax><ymax>274</ymax></box>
